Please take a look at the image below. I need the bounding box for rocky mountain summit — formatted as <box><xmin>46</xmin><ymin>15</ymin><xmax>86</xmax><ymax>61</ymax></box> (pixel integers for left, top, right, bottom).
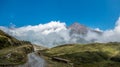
<box><xmin>68</xmin><ymin>22</ymin><xmax>88</xmax><ymax>35</ymax></box>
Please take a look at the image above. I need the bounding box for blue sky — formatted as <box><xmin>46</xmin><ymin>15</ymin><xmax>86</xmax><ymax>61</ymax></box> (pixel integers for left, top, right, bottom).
<box><xmin>0</xmin><ymin>0</ymin><xmax>120</xmax><ymax>30</ymax></box>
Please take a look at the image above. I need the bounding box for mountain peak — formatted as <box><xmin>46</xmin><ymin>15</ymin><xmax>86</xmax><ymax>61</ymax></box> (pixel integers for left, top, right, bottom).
<box><xmin>68</xmin><ymin>22</ymin><xmax>88</xmax><ymax>35</ymax></box>
<box><xmin>70</xmin><ymin>22</ymin><xmax>83</xmax><ymax>27</ymax></box>
<box><xmin>72</xmin><ymin>22</ymin><xmax>80</xmax><ymax>25</ymax></box>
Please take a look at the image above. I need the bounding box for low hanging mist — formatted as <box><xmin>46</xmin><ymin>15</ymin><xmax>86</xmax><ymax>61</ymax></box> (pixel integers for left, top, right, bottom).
<box><xmin>0</xmin><ymin>17</ymin><xmax>120</xmax><ymax>47</ymax></box>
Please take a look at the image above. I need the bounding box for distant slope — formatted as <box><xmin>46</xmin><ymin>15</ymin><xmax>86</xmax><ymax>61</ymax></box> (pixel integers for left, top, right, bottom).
<box><xmin>42</xmin><ymin>42</ymin><xmax>120</xmax><ymax>67</ymax></box>
<box><xmin>0</xmin><ymin>29</ymin><xmax>34</xmax><ymax>66</ymax></box>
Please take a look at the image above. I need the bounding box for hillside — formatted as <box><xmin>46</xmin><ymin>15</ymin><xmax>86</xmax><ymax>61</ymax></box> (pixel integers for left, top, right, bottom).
<box><xmin>0</xmin><ymin>29</ymin><xmax>34</xmax><ymax>66</ymax></box>
<box><xmin>41</xmin><ymin>42</ymin><xmax>120</xmax><ymax>67</ymax></box>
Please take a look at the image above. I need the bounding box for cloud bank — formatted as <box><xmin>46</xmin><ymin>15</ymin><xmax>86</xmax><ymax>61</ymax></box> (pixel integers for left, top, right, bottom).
<box><xmin>0</xmin><ymin>17</ymin><xmax>120</xmax><ymax>47</ymax></box>
<box><xmin>85</xmin><ymin>17</ymin><xmax>120</xmax><ymax>42</ymax></box>
<box><xmin>0</xmin><ymin>21</ymin><xmax>70</xmax><ymax>47</ymax></box>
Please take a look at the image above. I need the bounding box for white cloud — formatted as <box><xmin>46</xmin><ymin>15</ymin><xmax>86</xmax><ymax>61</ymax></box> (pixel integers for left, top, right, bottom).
<box><xmin>94</xmin><ymin>28</ymin><xmax>103</xmax><ymax>32</ymax></box>
<box><xmin>0</xmin><ymin>21</ymin><xmax>70</xmax><ymax>47</ymax></box>
<box><xmin>85</xmin><ymin>17</ymin><xmax>120</xmax><ymax>43</ymax></box>
<box><xmin>1</xmin><ymin>17</ymin><xmax>120</xmax><ymax>47</ymax></box>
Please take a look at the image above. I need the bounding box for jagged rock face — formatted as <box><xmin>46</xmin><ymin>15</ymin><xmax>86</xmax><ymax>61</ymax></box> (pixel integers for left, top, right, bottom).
<box><xmin>68</xmin><ymin>22</ymin><xmax>88</xmax><ymax>35</ymax></box>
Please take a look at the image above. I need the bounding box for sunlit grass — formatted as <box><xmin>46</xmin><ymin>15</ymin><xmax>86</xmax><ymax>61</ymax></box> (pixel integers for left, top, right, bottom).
<box><xmin>42</xmin><ymin>42</ymin><xmax>120</xmax><ymax>67</ymax></box>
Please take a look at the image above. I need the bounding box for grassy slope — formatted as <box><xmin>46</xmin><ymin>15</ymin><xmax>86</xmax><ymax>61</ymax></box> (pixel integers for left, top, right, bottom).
<box><xmin>0</xmin><ymin>45</ymin><xmax>33</xmax><ymax>64</ymax></box>
<box><xmin>0</xmin><ymin>30</ymin><xmax>34</xmax><ymax>65</ymax></box>
<box><xmin>42</xmin><ymin>43</ymin><xmax>120</xmax><ymax>67</ymax></box>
